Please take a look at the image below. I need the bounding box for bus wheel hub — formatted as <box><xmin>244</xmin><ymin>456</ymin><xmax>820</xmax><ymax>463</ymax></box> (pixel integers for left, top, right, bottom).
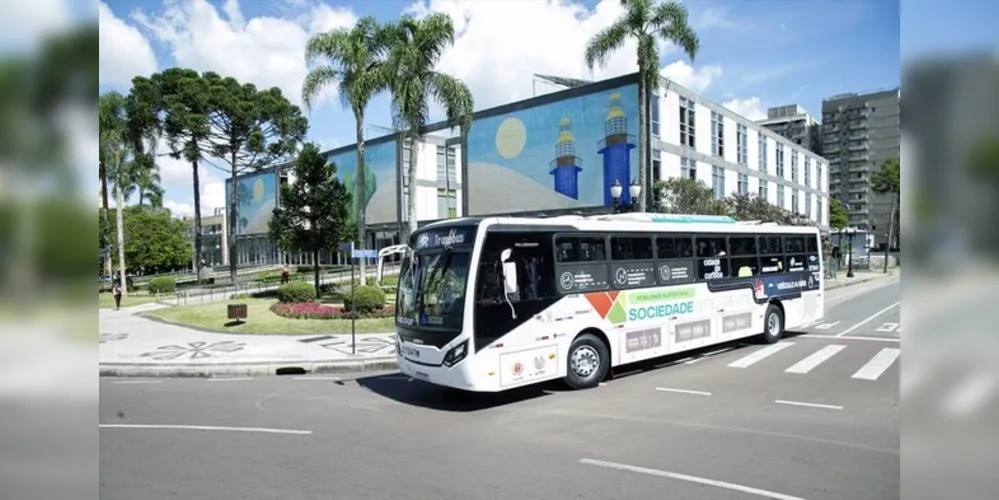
<box><xmin>571</xmin><ymin>346</ymin><xmax>599</xmax><ymax>377</ymax></box>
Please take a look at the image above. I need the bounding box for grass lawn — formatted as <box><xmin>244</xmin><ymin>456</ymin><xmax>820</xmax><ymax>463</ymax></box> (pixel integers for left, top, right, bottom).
<box><xmin>144</xmin><ymin>297</ymin><xmax>396</xmax><ymax>335</ymax></box>
<box><xmin>99</xmin><ymin>292</ymin><xmax>175</xmax><ymax>309</ymax></box>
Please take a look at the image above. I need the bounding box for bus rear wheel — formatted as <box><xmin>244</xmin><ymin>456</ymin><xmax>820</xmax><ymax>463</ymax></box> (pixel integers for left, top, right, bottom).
<box><xmin>761</xmin><ymin>303</ymin><xmax>784</xmax><ymax>344</ymax></box>
<box><xmin>565</xmin><ymin>333</ymin><xmax>609</xmax><ymax>390</ymax></box>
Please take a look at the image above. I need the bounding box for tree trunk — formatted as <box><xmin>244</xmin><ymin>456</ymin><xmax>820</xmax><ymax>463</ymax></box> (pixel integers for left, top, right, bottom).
<box><xmin>229</xmin><ymin>152</ymin><xmax>239</xmax><ymax>289</ymax></box>
<box><xmin>313</xmin><ymin>248</ymin><xmax>321</xmax><ymax>294</ymax></box>
<box><xmin>406</xmin><ymin>134</ymin><xmax>419</xmax><ymax>239</ymax></box>
<box><xmin>115</xmin><ymin>182</ymin><xmax>128</xmax><ymax>298</ymax></box>
<box><xmin>191</xmin><ymin>158</ymin><xmax>204</xmax><ymax>283</ymax></box>
<box><xmin>636</xmin><ymin>76</ymin><xmax>648</xmax><ymax>212</ymax></box>
<box><xmin>99</xmin><ymin>157</ymin><xmax>112</xmax><ymax>278</ymax></box>
<box><xmin>354</xmin><ymin>114</ymin><xmax>367</xmax><ymax>286</ymax></box>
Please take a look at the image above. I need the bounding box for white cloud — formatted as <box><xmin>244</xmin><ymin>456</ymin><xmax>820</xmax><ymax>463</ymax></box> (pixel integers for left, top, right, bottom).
<box><xmin>723</xmin><ymin>97</ymin><xmax>768</xmax><ymax>121</ymax></box>
<box><xmin>403</xmin><ymin>0</ymin><xmax>687</xmax><ymax>110</ymax></box>
<box><xmin>660</xmin><ymin>60</ymin><xmax>723</xmax><ymax>93</ymax></box>
<box><xmin>98</xmin><ymin>1</ymin><xmax>158</xmax><ymax>86</ymax></box>
<box><xmin>133</xmin><ymin>0</ymin><xmax>356</xmax><ymax>107</ymax></box>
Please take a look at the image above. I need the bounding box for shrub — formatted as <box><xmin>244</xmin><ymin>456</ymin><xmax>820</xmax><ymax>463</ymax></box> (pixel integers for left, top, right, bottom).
<box><xmin>342</xmin><ymin>285</ymin><xmax>386</xmax><ymax>313</ymax></box>
<box><xmin>276</xmin><ymin>281</ymin><xmax>316</xmax><ymax>303</ymax></box>
<box><xmin>270</xmin><ymin>302</ymin><xmax>395</xmax><ymax>320</ymax></box>
<box><xmin>147</xmin><ymin>276</ymin><xmax>176</xmax><ymax>295</ymax></box>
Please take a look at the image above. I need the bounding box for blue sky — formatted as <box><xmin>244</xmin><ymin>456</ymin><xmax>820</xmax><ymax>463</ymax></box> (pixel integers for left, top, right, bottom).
<box><xmin>93</xmin><ymin>0</ymin><xmax>989</xmax><ymax>217</ymax></box>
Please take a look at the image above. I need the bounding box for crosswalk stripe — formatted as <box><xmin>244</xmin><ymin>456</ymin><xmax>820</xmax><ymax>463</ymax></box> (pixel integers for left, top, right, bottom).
<box><xmin>727</xmin><ymin>342</ymin><xmax>795</xmax><ymax>368</ymax></box>
<box><xmin>851</xmin><ymin>348</ymin><xmax>900</xmax><ymax>381</ymax></box>
<box><xmin>785</xmin><ymin>345</ymin><xmax>846</xmax><ymax>374</ymax></box>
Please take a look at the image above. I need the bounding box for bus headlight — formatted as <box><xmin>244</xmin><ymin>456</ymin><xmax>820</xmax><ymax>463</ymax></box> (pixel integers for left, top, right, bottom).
<box><xmin>442</xmin><ymin>339</ymin><xmax>468</xmax><ymax>367</ymax></box>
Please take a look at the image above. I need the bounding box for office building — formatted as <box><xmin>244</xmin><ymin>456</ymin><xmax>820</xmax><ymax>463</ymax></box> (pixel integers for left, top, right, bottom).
<box><xmin>821</xmin><ymin>88</ymin><xmax>900</xmax><ymax>248</ymax></box>
<box><xmin>226</xmin><ymin>71</ymin><xmax>831</xmax><ymax>266</ymax></box>
<box><xmin>756</xmin><ymin>105</ymin><xmax>822</xmax><ymax>154</ymax></box>
<box><xmin>180</xmin><ymin>207</ymin><xmax>228</xmax><ymax>268</ymax></box>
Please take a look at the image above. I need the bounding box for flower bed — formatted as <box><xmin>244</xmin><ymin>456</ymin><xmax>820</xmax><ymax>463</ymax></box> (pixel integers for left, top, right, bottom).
<box><xmin>270</xmin><ymin>301</ymin><xmax>395</xmax><ymax>320</ymax></box>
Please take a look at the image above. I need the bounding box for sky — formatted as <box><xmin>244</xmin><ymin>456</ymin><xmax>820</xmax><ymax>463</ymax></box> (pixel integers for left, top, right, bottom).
<box><xmin>88</xmin><ymin>0</ymin><xmax>964</xmax><ymax>218</ymax></box>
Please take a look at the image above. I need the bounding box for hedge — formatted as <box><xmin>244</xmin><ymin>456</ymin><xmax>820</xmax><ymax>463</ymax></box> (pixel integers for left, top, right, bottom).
<box><xmin>147</xmin><ymin>276</ymin><xmax>176</xmax><ymax>295</ymax></box>
<box><xmin>342</xmin><ymin>285</ymin><xmax>386</xmax><ymax>314</ymax></box>
<box><xmin>276</xmin><ymin>281</ymin><xmax>316</xmax><ymax>303</ymax></box>
<box><xmin>270</xmin><ymin>302</ymin><xmax>395</xmax><ymax>320</ymax></box>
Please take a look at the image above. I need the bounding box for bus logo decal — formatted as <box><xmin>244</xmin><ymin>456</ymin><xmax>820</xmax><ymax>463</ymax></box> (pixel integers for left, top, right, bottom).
<box><xmin>534</xmin><ymin>355</ymin><xmax>545</xmax><ymax>370</ymax></box>
<box><xmin>513</xmin><ymin>362</ymin><xmax>524</xmax><ymax>376</ymax></box>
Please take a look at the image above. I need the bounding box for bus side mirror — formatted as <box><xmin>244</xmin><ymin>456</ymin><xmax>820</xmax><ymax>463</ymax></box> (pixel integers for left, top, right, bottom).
<box><xmin>500</xmin><ymin>249</ymin><xmax>518</xmax><ymax>295</ymax></box>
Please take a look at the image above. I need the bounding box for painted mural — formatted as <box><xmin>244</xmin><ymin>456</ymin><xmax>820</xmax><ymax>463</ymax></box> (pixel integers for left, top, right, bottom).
<box><xmin>323</xmin><ymin>139</ymin><xmax>397</xmax><ymax>225</ymax></box>
<box><xmin>225</xmin><ymin>171</ymin><xmax>277</xmax><ymax>235</ymax></box>
<box><xmin>465</xmin><ymin>84</ymin><xmax>639</xmax><ymax>215</ymax></box>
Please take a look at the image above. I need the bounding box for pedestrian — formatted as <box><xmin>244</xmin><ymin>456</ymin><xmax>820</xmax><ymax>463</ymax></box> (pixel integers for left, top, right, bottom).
<box><xmin>281</xmin><ymin>264</ymin><xmax>290</xmax><ymax>285</ymax></box>
<box><xmin>112</xmin><ymin>281</ymin><xmax>123</xmax><ymax>310</ymax></box>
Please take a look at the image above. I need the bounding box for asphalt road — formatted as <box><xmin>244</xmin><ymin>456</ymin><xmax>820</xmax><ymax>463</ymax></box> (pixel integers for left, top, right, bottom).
<box><xmin>101</xmin><ymin>279</ymin><xmax>904</xmax><ymax>500</ymax></box>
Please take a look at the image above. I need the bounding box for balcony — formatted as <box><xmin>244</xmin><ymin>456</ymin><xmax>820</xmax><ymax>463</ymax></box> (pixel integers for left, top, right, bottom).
<box><xmin>848</xmin><ymin>165</ymin><xmax>869</xmax><ymax>174</ymax></box>
<box><xmin>848</xmin><ymin>143</ymin><xmax>869</xmax><ymax>152</ymax></box>
<box><xmin>848</xmin><ymin>154</ymin><xmax>869</xmax><ymax>163</ymax></box>
<box><xmin>848</xmin><ymin>122</ymin><xmax>866</xmax><ymax>131</ymax></box>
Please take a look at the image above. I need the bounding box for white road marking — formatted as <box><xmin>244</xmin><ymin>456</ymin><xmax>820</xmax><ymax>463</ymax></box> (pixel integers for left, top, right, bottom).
<box><xmin>98</xmin><ymin>424</ymin><xmax>312</xmax><ymax>435</ymax></box>
<box><xmin>801</xmin><ymin>334</ymin><xmax>900</xmax><ymax>343</ymax></box>
<box><xmin>851</xmin><ymin>348</ymin><xmax>900</xmax><ymax>381</ymax></box>
<box><xmin>655</xmin><ymin>387</ymin><xmax>712</xmax><ymax>396</ymax></box>
<box><xmin>579</xmin><ymin>458</ymin><xmax>808</xmax><ymax>500</ymax></box>
<box><xmin>208</xmin><ymin>377</ymin><xmax>253</xmax><ymax>382</ymax></box>
<box><xmin>835</xmin><ymin>301</ymin><xmax>900</xmax><ymax>337</ymax></box>
<box><xmin>112</xmin><ymin>380</ymin><xmax>162</xmax><ymax>385</ymax></box>
<box><xmin>875</xmin><ymin>322</ymin><xmax>899</xmax><ymax>332</ymax></box>
<box><xmin>775</xmin><ymin>399</ymin><xmax>843</xmax><ymax>410</ymax></box>
<box><xmin>813</xmin><ymin>321</ymin><xmax>841</xmax><ymax>330</ymax></box>
<box><xmin>292</xmin><ymin>376</ymin><xmax>341</xmax><ymax>381</ymax></box>
<box><xmin>684</xmin><ymin>348</ymin><xmax>735</xmax><ymax>365</ymax></box>
<box><xmin>727</xmin><ymin>342</ymin><xmax>794</xmax><ymax>368</ymax></box>
<box><xmin>785</xmin><ymin>345</ymin><xmax>846</xmax><ymax>374</ymax></box>
<box><xmin>941</xmin><ymin>371</ymin><xmax>996</xmax><ymax>418</ymax></box>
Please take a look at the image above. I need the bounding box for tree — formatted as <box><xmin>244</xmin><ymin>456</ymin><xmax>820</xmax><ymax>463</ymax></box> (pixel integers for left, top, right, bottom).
<box><xmin>652</xmin><ymin>178</ymin><xmax>726</xmax><ymax>215</ymax></box>
<box><xmin>384</xmin><ymin>13</ymin><xmax>474</xmax><ymax>238</ymax></box>
<box><xmin>828</xmin><ymin>197</ymin><xmax>849</xmax><ymax>230</ymax></box>
<box><xmin>99</xmin><ymin>90</ymin><xmax>134</xmax><ymax>297</ymax></box>
<box><xmin>201</xmin><ymin>73</ymin><xmax>308</xmax><ymax>286</ymax></box>
<box><xmin>129</xmin><ymin>68</ymin><xmax>211</xmax><ymax>281</ymax></box>
<box><xmin>302</xmin><ymin>16</ymin><xmax>394</xmax><ymax>286</ymax></box>
<box><xmin>100</xmin><ymin>206</ymin><xmax>192</xmax><ymax>275</ymax></box>
<box><xmin>872</xmin><ymin>156</ymin><xmax>901</xmax><ymax>248</ymax></box>
<box><xmin>585</xmin><ymin>0</ymin><xmax>699</xmax><ymax>212</ymax></box>
<box><xmin>134</xmin><ymin>167</ymin><xmax>165</xmax><ymax>208</ymax></box>
<box><xmin>269</xmin><ymin>143</ymin><xmax>352</xmax><ymax>293</ymax></box>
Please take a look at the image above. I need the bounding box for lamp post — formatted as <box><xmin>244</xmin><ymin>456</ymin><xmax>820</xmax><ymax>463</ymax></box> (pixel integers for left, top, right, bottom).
<box><xmin>611</xmin><ymin>179</ymin><xmax>642</xmax><ymax>213</ymax></box>
<box><xmin>844</xmin><ymin>226</ymin><xmax>856</xmax><ymax>278</ymax></box>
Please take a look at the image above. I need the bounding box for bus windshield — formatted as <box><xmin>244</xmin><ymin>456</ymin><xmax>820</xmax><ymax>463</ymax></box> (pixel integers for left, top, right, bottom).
<box><xmin>396</xmin><ymin>249</ymin><xmax>471</xmax><ymax>331</ymax></box>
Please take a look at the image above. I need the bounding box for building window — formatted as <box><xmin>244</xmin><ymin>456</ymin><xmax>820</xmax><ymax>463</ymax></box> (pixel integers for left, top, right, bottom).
<box><xmin>738</xmin><ymin>172</ymin><xmax>748</xmax><ymax>195</ymax></box>
<box><xmin>759</xmin><ymin>179</ymin><xmax>769</xmax><ymax>200</ymax></box>
<box><xmin>679</xmin><ymin>97</ymin><xmax>695</xmax><ymax>147</ymax></box>
<box><xmin>712</xmin><ymin>165</ymin><xmax>725</xmax><ymax>198</ymax></box>
<box><xmin>436</xmin><ymin>145</ymin><xmax>446</xmax><ymax>182</ymax></box>
<box><xmin>711</xmin><ymin>112</ymin><xmax>724</xmax><ymax>157</ymax></box>
<box><xmin>818</xmin><ymin>198</ymin><xmax>823</xmax><ymax>225</ymax></box>
<box><xmin>681</xmin><ymin>156</ymin><xmax>697</xmax><ymax>179</ymax></box>
<box><xmin>737</xmin><ymin>124</ymin><xmax>747</xmax><ymax>165</ymax></box>
<box><xmin>817</xmin><ymin>164</ymin><xmax>823</xmax><ymax>189</ymax></box>
<box><xmin>446</xmin><ymin>147</ymin><xmax>457</xmax><ymax>183</ymax></box>
<box><xmin>791</xmin><ymin>152</ymin><xmax>799</xmax><ymax>183</ymax></box>
<box><xmin>652</xmin><ymin>149</ymin><xmax>661</xmax><ymax>184</ymax></box>
<box><xmin>792</xmin><ymin>190</ymin><xmax>800</xmax><ymax>215</ymax></box>
<box><xmin>776</xmin><ymin>143</ymin><xmax>785</xmax><ymax>178</ymax></box>
<box><xmin>758</xmin><ymin>135</ymin><xmax>767</xmax><ymax>172</ymax></box>
<box><xmin>777</xmin><ymin>185</ymin><xmax>785</xmax><ymax>208</ymax></box>
<box><xmin>804</xmin><ymin>158</ymin><xmax>812</xmax><ymax>188</ymax></box>
<box><xmin>651</xmin><ymin>94</ymin><xmax>660</xmax><ymax>138</ymax></box>
<box><xmin>805</xmin><ymin>192</ymin><xmax>812</xmax><ymax>219</ymax></box>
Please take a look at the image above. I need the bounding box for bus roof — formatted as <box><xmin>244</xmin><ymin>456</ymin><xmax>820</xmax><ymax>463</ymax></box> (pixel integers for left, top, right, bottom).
<box><xmin>422</xmin><ymin>212</ymin><xmax>821</xmax><ymax>235</ymax></box>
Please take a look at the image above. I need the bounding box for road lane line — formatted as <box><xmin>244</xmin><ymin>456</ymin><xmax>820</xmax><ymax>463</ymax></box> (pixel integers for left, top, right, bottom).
<box><xmin>727</xmin><ymin>342</ymin><xmax>794</xmax><ymax>368</ymax></box>
<box><xmin>112</xmin><ymin>380</ymin><xmax>163</xmax><ymax>385</ymax></box>
<box><xmin>655</xmin><ymin>387</ymin><xmax>712</xmax><ymax>396</ymax></box>
<box><xmin>835</xmin><ymin>301</ymin><xmax>900</xmax><ymax>337</ymax></box>
<box><xmin>941</xmin><ymin>371</ymin><xmax>996</xmax><ymax>418</ymax></box>
<box><xmin>851</xmin><ymin>348</ymin><xmax>900</xmax><ymax>381</ymax></box>
<box><xmin>784</xmin><ymin>345</ymin><xmax>846</xmax><ymax>374</ymax></box>
<box><xmin>775</xmin><ymin>400</ymin><xmax>843</xmax><ymax>410</ymax></box>
<box><xmin>208</xmin><ymin>377</ymin><xmax>253</xmax><ymax>382</ymax></box>
<box><xmin>98</xmin><ymin>424</ymin><xmax>312</xmax><ymax>435</ymax></box>
<box><xmin>579</xmin><ymin>458</ymin><xmax>807</xmax><ymax>500</ymax></box>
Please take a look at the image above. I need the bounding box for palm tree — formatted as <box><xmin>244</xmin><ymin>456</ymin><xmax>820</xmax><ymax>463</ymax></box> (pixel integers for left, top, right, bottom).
<box><xmin>134</xmin><ymin>166</ymin><xmax>165</xmax><ymax>208</ymax></box>
<box><xmin>384</xmin><ymin>13</ymin><xmax>474</xmax><ymax>238</ymax></box>
<box><xmin>99</xmin><ymin>90</ymin><xmax>133</xmax><ymax>297</ymax></box>
<box><xmin>302</xmin><ymin>16</ymin><xmax>394</xmax><ymax>286</ymax></box>
<box><xmin>584</xmin><ymin>0</ymin><xmax>699</xmax><ymax>211</ymax></box>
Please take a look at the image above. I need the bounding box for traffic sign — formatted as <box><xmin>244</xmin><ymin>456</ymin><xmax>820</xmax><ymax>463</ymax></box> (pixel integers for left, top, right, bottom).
<box><xmin>352</xmin><ymin>249</ymin><xmax>378</xmax><ymax>259</ymax></box>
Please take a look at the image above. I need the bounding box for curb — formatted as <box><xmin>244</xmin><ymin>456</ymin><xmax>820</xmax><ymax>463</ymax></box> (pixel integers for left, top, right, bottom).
<box><xmin>99</xmin><ymin>357</ymin><xmax>398</xmax><ymax>378</ymax></box>
<box><xmin>825</xmin><ymin>272</ymin><xmax>897</xmax><ymax>291</ymax></box>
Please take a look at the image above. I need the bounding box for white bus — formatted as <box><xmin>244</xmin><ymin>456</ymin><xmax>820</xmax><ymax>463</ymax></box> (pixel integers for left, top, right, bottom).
<box><xmin>392</xmin><ymin>212</ymin><xmax>824</xmax><ymax>392</ymax></box>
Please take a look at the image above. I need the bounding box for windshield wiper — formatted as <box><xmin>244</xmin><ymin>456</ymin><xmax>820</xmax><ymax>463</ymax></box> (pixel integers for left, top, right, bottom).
<box><xmin>417</xmin><ymin>249</ymin><xmax>454</xmax><ymax>320</ymax></box>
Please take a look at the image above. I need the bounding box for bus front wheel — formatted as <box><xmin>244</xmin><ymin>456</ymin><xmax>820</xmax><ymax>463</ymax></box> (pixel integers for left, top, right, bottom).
<box><xmin>565</xmin><ymin>333</ymin><xmax>609</xmax><ymax>390</ymax></box>
<box><xmin>761</xmin><ymin>303</ymin><xmax>784</xmax><ymax>344</ymax></box>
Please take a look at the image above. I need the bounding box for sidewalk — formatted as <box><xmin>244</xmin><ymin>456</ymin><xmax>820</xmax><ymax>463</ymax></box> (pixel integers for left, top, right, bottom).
<box><xmin>99</xmin><ymin>305</ymin><xmax>397</xmax><ymax>378</ymax></box>
<box><xmin>824</xmin><ymin>268</ymin><xmax>898</xmax><ymax>291</ymax></box>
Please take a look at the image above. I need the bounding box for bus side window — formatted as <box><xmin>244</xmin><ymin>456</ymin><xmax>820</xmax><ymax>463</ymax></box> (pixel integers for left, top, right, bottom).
<box><xmin>656</xmin><ymin>237</ymin><xmax>692</xmax><ymax>259</ymax></box>
<box><xmin>555</xmin><ymin>236</ymin><xmax>607</xmax><ymax>263</ymax></box>
<box><xmin>729</xmin><ymin>236</ymin><xmax>759</xmax><ymax>277</ymax></box>
<box><xmin>695</xmin><ymin>236</ymin><xmax>729</xmax><ymax>279</ymax></box>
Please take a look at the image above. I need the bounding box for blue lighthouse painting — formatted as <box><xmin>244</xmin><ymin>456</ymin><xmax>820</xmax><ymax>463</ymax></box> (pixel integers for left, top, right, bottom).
<box><xmin>597</xmin><ymin>92</ymin><xmax>636</xmax><ymax>206</ymax></box>
<box><xmin>549</xmin><ymin>117</ymin><xmax>583</xmax><ymax>199</ymax></box>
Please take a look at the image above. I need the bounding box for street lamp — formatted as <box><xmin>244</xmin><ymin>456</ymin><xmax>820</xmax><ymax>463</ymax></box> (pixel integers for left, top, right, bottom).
<box><xmin>844</xmin><ymin>226</ymin><xmax>856</xmax><ymax>278</ymax></box>
<box><xmin>611</xmin><ymin>179</ymin><xmax>642</xmax><ymax>213</ymax></box>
